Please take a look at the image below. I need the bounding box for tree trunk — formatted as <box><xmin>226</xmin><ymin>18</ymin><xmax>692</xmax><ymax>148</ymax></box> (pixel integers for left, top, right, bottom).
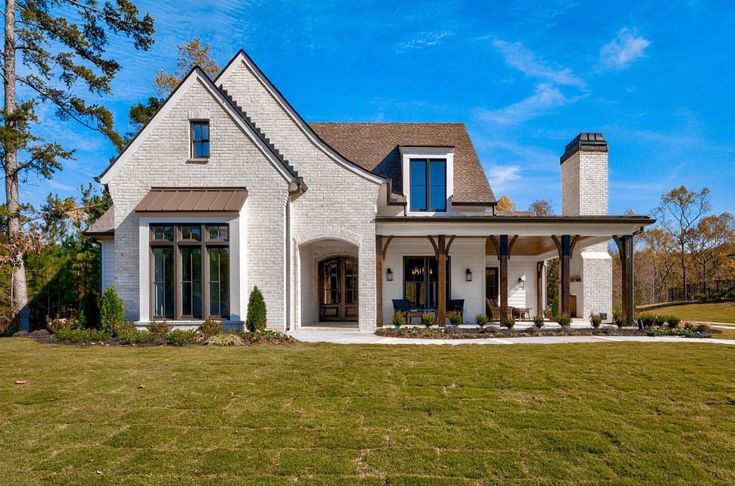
<box><xmin>702</xmin><ymin>261</ymin><xmax>708</xmax><ymax>301</ymax></box>
<box><xmin>3</xmin><ymin>0</ymin><xmax>30</xmax><ymax>331</ymax></box>
<box><xmin>680</xmin><ymin>241</ymin><xmax>687</xmax><ymax>300</ymax></box>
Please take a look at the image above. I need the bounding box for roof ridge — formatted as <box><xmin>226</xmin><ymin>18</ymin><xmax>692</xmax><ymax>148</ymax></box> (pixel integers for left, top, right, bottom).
<box><xmin>309</xmin><ymin>121</ymin><xmax>466</xmax><ymax>125</ymax></box>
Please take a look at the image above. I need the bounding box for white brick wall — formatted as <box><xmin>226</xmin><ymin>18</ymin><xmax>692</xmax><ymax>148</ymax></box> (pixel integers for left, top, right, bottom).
<box><xmin>219</xmin><ymin>60</ymin><xmax>381</xmax><ymax>331</ymax></box>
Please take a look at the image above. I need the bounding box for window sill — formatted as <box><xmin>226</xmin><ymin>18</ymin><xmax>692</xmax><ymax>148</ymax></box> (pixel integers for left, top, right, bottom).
<box><xmin>187</xmin><ymin>157</ymin><xmax>210</xmax><ymax>164</ymax></box>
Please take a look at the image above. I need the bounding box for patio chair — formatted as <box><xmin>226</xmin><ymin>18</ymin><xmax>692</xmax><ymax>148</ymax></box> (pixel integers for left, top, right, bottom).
<box><xmin>448</xmin><ymin>299</ymin><xmax>465</xmax><ymax>319</ymax></box>
<box><xmin>392</xmin><ymin>299</ymin><xmax>422</xmax><ymax>325</ymax></box>
<box><xmin>486</xmin><ymin>298</ymin><xmax>501</xmax><ymax>321</ymax></box>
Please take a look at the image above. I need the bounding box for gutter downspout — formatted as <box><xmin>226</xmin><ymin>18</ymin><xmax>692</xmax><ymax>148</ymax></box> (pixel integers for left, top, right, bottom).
<box><xmin>285</xmin><ymin>197</ymin><xmax>292</xmax><ymax>332</ymax></box>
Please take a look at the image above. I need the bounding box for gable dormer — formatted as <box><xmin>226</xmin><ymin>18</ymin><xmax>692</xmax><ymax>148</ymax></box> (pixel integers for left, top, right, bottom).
<box><xmin>399</xmin><ymin>146</ymin><xmax>454</xmax><ymax>214</ymax></box>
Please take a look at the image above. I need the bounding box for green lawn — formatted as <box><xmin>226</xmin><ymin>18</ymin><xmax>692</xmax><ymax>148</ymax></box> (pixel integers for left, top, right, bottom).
<box><xmin>1</xmin><ymin>338</ymin><xmax>734</xmax><ymax>484</ymax></box>
<box><xmin>654</xmin><ymin>301</ymin><xmax>735</xmax><ymax>324</ymax></box>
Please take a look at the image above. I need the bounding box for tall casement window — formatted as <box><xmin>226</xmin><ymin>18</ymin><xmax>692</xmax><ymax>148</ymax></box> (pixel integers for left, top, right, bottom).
<box><xmin>191</xmin><ymin>121</ymin><xmax>210</xmax><ymax>158</ymax></box>
<box><xmin>150</xmin><ymin>224</ymin><xmax>229</xmax><ymax>320</ymax></box>
<box><xmin>409</xmin><ymin>158</ymin><xmax>447</xmax><ymax>212</ymax></box>
<box><xmin>403</xmin><ymin>256</ymin><xmax>450</xmax><ymax>309</ymax></box>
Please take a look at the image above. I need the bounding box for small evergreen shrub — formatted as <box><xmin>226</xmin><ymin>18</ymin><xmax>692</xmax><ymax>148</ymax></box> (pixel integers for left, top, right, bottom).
<box><xmin>246</xmin><ymin>286</ymin><xmax>267</xmax><ymax>332</ymax></box>
<box><xmin>636</xmin><ymin>313</ymin><xmax>655</xmax><ymax>329</ymax></box>
<box><xmin>100</xmin><ymin>287</ymin><xmax>124</xmax><ymax>334</ymax></box>
<box><xmin>666</xmin><ymin>315</ymin><xmax>681</xmax><ymax>328</ymax></box>
<box><xmin>47</xmin><ymin>317</ymin><xmax>79</xmax><ymax>334</ymax></box>
<box><xmin>198</xmin><ymin>319</ymin><xmax>224</xmax><ymax>337</ymax></box>
<box><xmin>590</xmin><ymin>313</ymin><xmax>602</xmax><ymax>329</ymax></box>
<box><xmin>533</xmin><ymin>315</ymin><xmax>545</xmax><ymax>329</ymax></box>
<box><xmin>475</xmin><ymin>313</ymin><xmax>489</xmax><ymax>329</ymax></box>
<box><xmin>447</xmin><ymin>311</ymin><xmax>462</xmax><ymax>326</ymax></box>
<box><xmin>653</xmin><ymin>314</ymin><xmax>666</xmax><ymax>327</ymax></box>
<box><xmin>117</xmin><ymin>328</ymin><xmax>160</xmax><ymax>345</ymax></box>
<box><xmin>613</xmin><ymin>311</ymin><xmax>625</xmax><ymax>328</ymax></box>
<box><xmin>112</xmin><ymin>321</ymin><xmax>136</xmax><ymax>337</ymax></box>
<box><xmin>557</xmin><ymin>313</ymin><xmax>571</xmax><ymax>327</ymax></box>
<box><xmin>147</xmin><ymin>321</ymin><xmax>172</xmax><ymax>337</ymax></box>
<box><xmin>166</xmin><ymin>329</ymin><xmax>199</xmax><ymax>346</ymax></box>
<box><xmin>501</xmin><ymin>316</ymin><xmax>516</xmax><ymax>329</ymax></box>
<box><xmin>242</xmin><ymin>329</ymin><xmax>294</xmax><ymax>344</ymax></box>
<box><xmin>54</xmin><ymin>328</ymin><xmax>110</xmax><ymax>343</ymax></box>
<box><xmin>551</xmin><ymin>296</ymin><xmax>559</xmax><ymax>318</ymax></box>
<box><xmin>391</xmin><ymin>311</ymin><xmax>404</xmax><ymax>328</ymax></box>
<box><xmin>207</xmin><ymin>333</ymin><xmax>244</xmax><ymax>346</ymax></box>
<box><xmin>421</xmin><ymin>312</ymin><xmax>436</xmax><ymax>328</ymax></box>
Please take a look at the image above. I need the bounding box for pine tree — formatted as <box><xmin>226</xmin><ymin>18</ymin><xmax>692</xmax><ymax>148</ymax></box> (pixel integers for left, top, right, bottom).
<box><xmin>246</xmin><ymin>286</ymin><xmax>267</xmax><ymax>332</ymax></box>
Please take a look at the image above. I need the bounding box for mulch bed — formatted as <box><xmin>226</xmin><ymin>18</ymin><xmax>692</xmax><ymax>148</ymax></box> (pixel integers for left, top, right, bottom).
<box><xmin>14</xmin><ymin>329</ymin><xmax>297</xmax><ymax>346</ymax></box>
<box><xmin>374</xmin><ymin>325</ymin><xmax>713</xmax><ymax>339</ymax></box>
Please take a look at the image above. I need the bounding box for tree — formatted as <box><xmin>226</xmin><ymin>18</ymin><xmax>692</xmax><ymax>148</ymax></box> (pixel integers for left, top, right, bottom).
<box><xmin>127</xmin><ymin>38</ymin><xmax>219</xmax><ymax>135</ymax></box>
<box><xmin>495</xmin><ymin>195</ymin><xmax>516</xmax><ymax>213</ymax></box>
<box><xmin>654</xmin><ymin>186</ymin><xmax>710</xmax><ymax>300</ymax></box>
<box><xmin>529</xmin><ymin>199</ymin><xmax>553</xmax><ymax>216</ymax></box>
<box><xmin>246</xmin><ymin>286</ymin><xmax>267</xmax><ymax>332</ymax></box>
<box><xmin>687</xmin><ymin>213</ymin><xmax>735</xmax><ymax>300</ymax></box>
<box><xmin>638</xmin><ymin>228</ymin><xmax>678</xmax><ymax>303</ymax></box>
<box><xmin>2</xmin><ymin>0</ymin><xmax>154</xmax><ymax>331</ymax></box>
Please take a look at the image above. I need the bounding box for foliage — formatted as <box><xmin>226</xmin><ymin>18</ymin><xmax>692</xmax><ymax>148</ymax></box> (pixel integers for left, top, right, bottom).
<box><xmin>245</xmin><ymin>286</ymin><xmax>267</xmax><ymax>332</ymax></box>
<box><xmin>240</xmin><ymin>330</ymin><xmax>294</xmax><ymax>345</ymax></box>
<box><xmin>533</xmin><ymin>315</ymin><xmax>545</xmax><ymax>328</ymax></box>
<box><xmin>117</xmin><ymin>328</ymin><xmax>160</xmax><ymax>345</ymax></box>
<box><xmin>645</xmin><ymin>328</ymin><xmax>703</xmax><ymax>338</ymax></box>
<box><xmin>590</xmin><ymin>314</ymin><xmax>602</xmax><ymax>329</ymax></box>
<box><xmin>501</xmin><ymin>316</ymin><xmax>516</xmax><ymax>329</ymax></box>
<box><xmin>495</xmin><ymin>195</ymin><xmax>517</xmax><ymax>213</ymax></box>
<box><xmin>375</xmin><ymin>326</ymin><xmax>445</xmax><ymax>338</ymax></box>
<box><xmin>551</xmin><ymin>296</ymin><xmax>560</xmax><ymax>318</ymax></box>
<box><xmin>653</xmin><ymin>314</ymin><xmax>667</xmax><ymax>327</ymax></box>
<box><xmin>557</xmin><ymin>314</ymin><xmax>571</xmax><ymax>327</ymax></box>
<box><xmin>147</xmin><ymin>321</ymin><xmax>172</xmax><ymax>337</ymax></box>
<box><xmin>475</xmin><ymin>313</ymin><xmax>489</xmax><ymax>328</ymax></box>
<box><xmin>613</xmin><ymin>310</ymin><xmax>625</xmax><ymax>328</ymax></box>
<box><xmin>421</xmin><ymin>312</ymin><xmax>436</xmax><ymax>328</ymax></box>
<box><xmin>529</xmin><ymin>199</ymin><xmax>554</xmax><ymax>216</ymax></box>
<box><xmin>53</xmin><ymin>327</ymin><xmax>110</xmax><ymax>343</ymax></box>
<box><xmin>391</xmin><ymin>311</ymin><xmax>404</xmax><ymax>328</ymax></box>
<box><xmin>166</xmin><ymin>329</ymin><xmax>200</xmax><ymax>346</ymax></box>
<box><xmin>447</xmin><ymin>311</ymin><xmax>462</xmax><ymax>326</ymax></box>
<box><xmin>207</xmin><ymin>333</ymin><xmax>245</xmax><ymax>346</ymax></box>
<box><xmin>682</xmin><ymin>321</ymin><xmax>712</xmax><ymax>333</ymax></box>
<box><xmin>100</xmin><ymin>287</ymin><xmax>124</xmax><ymax>333</ymax></box>
<box><xmin>112</xmin><ymin>321</ymin><xmax>136</xmax><ymax>337</ymax></box>
<box><xmin>666</xmin><ymin>315</ymin><xmax>682</xmax><ymax>328</ymax></box>
<box><xmin>46</xmin><ymin>317</ymin><xmax>79</xmax><ymax>334</ymax></box>
<box><xmin>198</xmin><ymin>319</ymin><xmax>224</xmax><ymax>337</ymax></box>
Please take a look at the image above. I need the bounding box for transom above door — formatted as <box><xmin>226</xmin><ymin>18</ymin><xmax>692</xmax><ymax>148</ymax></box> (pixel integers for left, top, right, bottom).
<box><xmin>319</xmin><ymin>256</ymin><xmax>358</xmax><ymax>322</ymax></box>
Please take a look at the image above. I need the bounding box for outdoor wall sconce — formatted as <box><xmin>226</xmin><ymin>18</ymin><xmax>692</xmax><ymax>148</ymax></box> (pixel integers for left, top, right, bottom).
<box><xmin>465</xmin><ymin>268</ymin><xmax>472</xmax><ymax>282</ymax></box>
<box><xmin>386</xmin><ymin>268</ymin><xmax>393</xmax><ymax>281</ymax></box>
<box><xmin>518</xmin><ymin>275</ymin><xmax>526</xmax><ymax>289</ymax></box>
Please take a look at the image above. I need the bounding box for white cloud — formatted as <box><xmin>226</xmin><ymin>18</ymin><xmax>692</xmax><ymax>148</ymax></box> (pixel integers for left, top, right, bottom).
<box><xmin>396</xmin><ymin>31</ymin><xmax>454</xmax><ymax>52</ymax></box>
<box><xmin>476</xmin><ymin>83</ymin><xmax>574</xmax><ymax>126</ymax></box>
<box><xmin>492</xmin><ymin>39</ymin><xmax>585</xmax><ymax>88</ymax></box>
<box><xmin>599</xmin><ymin>28</ymin><xmax>651</xmax><ymax>71</ymax></box>
<box><xmin>488</xmin><ymin>164</ymin><xmax>522</xmax><ymax>186</ymax></box>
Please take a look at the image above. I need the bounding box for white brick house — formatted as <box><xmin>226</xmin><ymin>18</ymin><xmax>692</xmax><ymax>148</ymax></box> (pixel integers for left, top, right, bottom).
<box><xmin>88</xmin><ymin>50</ymin><xmax>653</xmax><ymax>331</ymax></box>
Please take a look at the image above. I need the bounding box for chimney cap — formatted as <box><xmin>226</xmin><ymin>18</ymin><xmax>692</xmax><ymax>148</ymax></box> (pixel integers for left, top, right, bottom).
<box><xmin>560</xmin><ymin>132</ymin><xmax>608</xmax><ymax>164</ymax></box>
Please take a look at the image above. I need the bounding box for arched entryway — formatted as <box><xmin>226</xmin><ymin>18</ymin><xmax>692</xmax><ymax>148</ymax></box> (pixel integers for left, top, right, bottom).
<box><xmin>318</xmin><ymin>256</ymin><xmax>358</xmax><ymax>321</ymax></box>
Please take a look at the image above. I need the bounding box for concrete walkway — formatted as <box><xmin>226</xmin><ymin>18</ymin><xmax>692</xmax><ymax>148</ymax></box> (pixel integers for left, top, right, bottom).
<box><xmin>290</xmin><ymin>329</ymin><xmax>735</xmax><ymax>346</ymax></box>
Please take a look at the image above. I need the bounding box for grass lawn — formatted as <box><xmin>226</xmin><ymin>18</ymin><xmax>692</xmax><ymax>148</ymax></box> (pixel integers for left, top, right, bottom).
<box><xmin>654</xmin><ymin>301</ymin><xmax>735</xmax><ymax>324</ymax></box>
<box><xmin>1</xmin><ymin>338</ymin><xmax>734</xmax><ymax>484</ymax></box>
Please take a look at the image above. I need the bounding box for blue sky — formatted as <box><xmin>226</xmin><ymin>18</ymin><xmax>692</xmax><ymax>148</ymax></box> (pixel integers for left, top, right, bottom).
<box><xmin>23</xmin><ymin>0</ymin><xmax>735</xmax><ymax>215</ymax></box>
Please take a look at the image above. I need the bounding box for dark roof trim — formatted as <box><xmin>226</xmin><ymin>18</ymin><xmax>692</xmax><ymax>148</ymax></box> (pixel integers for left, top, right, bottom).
<box><xmin>376</xmin><ymin>215</ymin><xmax>656</xmax><ymax>224</ymax></box>
<box><xmin>560</xmin><ymin>132</ymin><xmax>608</xmax><ymax>164</ymax></box>
<box><xmin>398</xmin><ymin>144</ymin><xmax>456</xmax><ymax>149</ymax></box>
<box><xmin>452</xmin><ymin>201</ymin><xmax>497</xmax><ymax>207</ymax></box>
<box><xmin>214</xmin><ymin>50</ymin><xmax>385</xmax><ymax>185</ymax></box>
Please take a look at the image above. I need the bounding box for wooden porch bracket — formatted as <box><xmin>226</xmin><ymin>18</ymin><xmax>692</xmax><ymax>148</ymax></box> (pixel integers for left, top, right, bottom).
<box><xmin>375</xmin><ymin>235</ymin><xmax>394</xmax><ymax>327</ymax></box>
<box><xmin>487</xmin><ymin>235</ymin><xmax>518</xmax><ymax>321</ymax></box>
<box><xmin>427</xmin><ymin>235</ymin><xmax>455</xmax><ymax>327</ymax></box>
<box><xmin>614</xmin><ymin>234</ymin><xmax>635</xmax><ymax>328</ymax></box>
<box><xmin>551</xmin><ymin>235</ymin><xmax>580</xmax><ymax>317</ymax></box>
<box><xmin>536</xmin><ymin>261</ymin><xmax>544</xmax><ymax>319</ymax></box>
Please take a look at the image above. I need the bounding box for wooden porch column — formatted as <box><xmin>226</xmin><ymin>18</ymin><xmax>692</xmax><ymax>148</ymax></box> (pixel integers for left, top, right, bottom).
<box><xmin>614</xmin><ymin>235</ymin><xmax>635</xmax><ymax>327</ymax></box>
<box><xmin>488</xmin><ymin>235</ymin><xmax>518</xmax><ymax>321</ymax></box>
<box><xmin>428</xmin><ymin>235</ymin><xmax>455</xmax><ymax>327</ymax></box>
<box><xmin>536</xmin><ymin>261</ymin><xmax>544</xmax><ymax>318</ymax></box>
<box><xmin>551</xmin><ymin>235</ymin><xmax>579</xmax><ymax>317</ymax></box>
<box><xmin>375</xmin><ymin>235</ymin><xmax>393</xmax><ymax>327</ymax></box>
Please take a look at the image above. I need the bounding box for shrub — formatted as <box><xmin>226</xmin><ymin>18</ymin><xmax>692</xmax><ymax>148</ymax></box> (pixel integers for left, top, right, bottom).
<box><xmin>198</xmin><ymin>319</ymin><xmax>224</xmax><ymax>337</ymax></box>
<box><xmin>475</xmin><ymin>313</ymin><xmax>489</xmax><ymax>329</ymax></box>
<box><xmin>421</xmin><ymin>312</ymin><xmax>436</xmax><ymax>328</ymax></box>
<box><xmin>79</xmin><ymin>291</ymin><xmax>100</xmax><ymax>329</ymax></box>
<box><xmin>551</xmin><ymin>296</ymin><xmax>559</xmax><ymax>318</ymax></box>
<box><xmin>533</xmin><ymin>315</ymin><xmax>545</xmax><ymax>329</ymax></box>
<box><xmin>46</xmin><ymin>317</ymin><xmax>79</xmax><ymax>334</ymax></box>
<box><xmin>54</xmin><ymin>327</ymin><xmax>110</xmax><ymax>343</ymax></box>
<box><xmin>646</xmin><ymin>327</ymin><xmax>701</xmax><ymax>338</ymax></box>
<box><xmin>242</xmin><ymin>329</ymin><xmax>294</xmax><ymax>344</ymax></box>
<box><xmin>112</xmin><ymin>321</ymin><xmax>136</xmax><ymax>337</ymax></box>
<box><xmin>557</xmin><ymin>313</ymin><xmax>571</xmax><ymax>327</ymax></box>
<box><xmin>666</xmin><ymin>315</ymin><xmax>681</xmax><ymax>329</ymax></box>
<box><xmin>501</xmin><ymin>316</ymin><xmax>516</xmax><ymax>329</ymax></box>
<box><xmin>653</xmin><ymin>314</ymin><xmax>666</xmax><ymax>327</ymax></box>
<box><xmin>636</xmin><ymin>313</ymin><xmax>656</xmax><ymax>329</ymax></box>
<box><xmin>207</xmin><ymin>333</ymin><xmax>244</xmax><ymax>346</ymax></box>
<box><xmin>682</xmin><ymin>321</ymin><xmax>711</xmax><ymax>333</ymax></box>
<box><xmin>117</xmin><ymin>328</ymin><xmax>160</xmax><ymax>345</ymax></box>
<box><xmin>613</xmin><ymin>310</ymin><xmax>625</xmax><ymax>328</ymax></box>
<box><xmin>147</xmin><ymin>321</ymin><xmax>172</xmax><ymax>337</ymax></box>
<box><xmin>100</xmin><ymin>287</ymin><xmax>124</xmax><ymax>334</ymax></box>
<box><xmin>246</xmin><ymin>286</ymin><xmax>267</xmax><ymax>332</ymax></box>
<box><xmin>166</xmin><ymin>329</ymin><xmax>200</xmax><ymax>346</ymax></box>
<box><xmin>590</xmin><ymin>313</ymin><xmax>602</xmax><ymax>329</ymax></box>
<box><xmin>391</xmin><ymin>311</ymin><xmax>404</xmax><ymax>328</ymax></box>
<box><xmin>447</xmin><ymin>311</ymin><xmax>462</xmax><ymax>326</ymax></box>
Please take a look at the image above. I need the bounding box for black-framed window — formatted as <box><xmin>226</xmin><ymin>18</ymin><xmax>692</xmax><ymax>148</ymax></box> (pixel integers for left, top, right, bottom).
<box><xmin>403</xmin><ymin>256</ymin><xmax>450</xmax><ymax>309</ymax></box>
<box><xmin>191</xmin><ymin>121</ymin><xmax>210</xmax><ymax>158</ymax></box>
<box><xmin>150</xmin><ymin>224</ymin><xmax>229</xmax><ymax>320</ymax></box>
<box><xmin>410</xmin><ymin>158</ymin><xmax>447</xmax><ymax>212</ymax></box>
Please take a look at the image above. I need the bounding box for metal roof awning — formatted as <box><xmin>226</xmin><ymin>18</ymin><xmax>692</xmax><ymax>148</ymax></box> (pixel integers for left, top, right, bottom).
<box><xmin>135</xmin><ymin>188</ymin><xmax>247</xmax><ymax>213</ymax></box>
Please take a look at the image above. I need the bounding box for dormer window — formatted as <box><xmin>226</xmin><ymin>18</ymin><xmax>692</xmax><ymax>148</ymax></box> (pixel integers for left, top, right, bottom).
<box><xmin>191</xmin><ymin>121</ymin><xmax>210</xmax><ymax>159</ymax></box>
<box><xmin>410</xmin><ymin>159</ymin><xmax>447</xmax><ymax>212</ymax></box>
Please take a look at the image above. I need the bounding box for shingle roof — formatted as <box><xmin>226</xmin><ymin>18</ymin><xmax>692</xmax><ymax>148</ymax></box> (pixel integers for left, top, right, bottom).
<box><xmin>86</xmin><ymin>206</ymin><xmax>114</xmax><ymax>236</ymax></box>
<box><xmin>309</xmin><ymin>123</ymin><xmax>495</xmax><ymax>204</ymax></box>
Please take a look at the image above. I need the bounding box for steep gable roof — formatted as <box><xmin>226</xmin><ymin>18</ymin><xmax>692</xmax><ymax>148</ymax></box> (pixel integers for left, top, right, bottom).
<box><xmin>309</xmin><ymin>123</ymin><xmax>496</xmax><ymax>204</ymax></box>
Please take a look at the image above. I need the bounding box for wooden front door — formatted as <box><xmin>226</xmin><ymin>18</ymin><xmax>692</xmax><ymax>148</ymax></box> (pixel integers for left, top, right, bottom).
<box><xmin>319</xmin><ymin>256</ymin><xmax>358</xmax><ymax>321</ymax></box>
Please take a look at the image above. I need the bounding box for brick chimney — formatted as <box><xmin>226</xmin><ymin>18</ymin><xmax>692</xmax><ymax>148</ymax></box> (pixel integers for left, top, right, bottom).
<box><xmin>560</xmin><ymin>133</ymin><xmax>608</xmax><ymax>216</ymax></box>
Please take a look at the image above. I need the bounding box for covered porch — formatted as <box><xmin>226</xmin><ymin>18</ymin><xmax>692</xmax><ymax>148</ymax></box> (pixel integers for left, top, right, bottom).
<box><xmin>376</xmin><ymin>215</ymin><xmax>654</xmax><ymax>328</ymax></box>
